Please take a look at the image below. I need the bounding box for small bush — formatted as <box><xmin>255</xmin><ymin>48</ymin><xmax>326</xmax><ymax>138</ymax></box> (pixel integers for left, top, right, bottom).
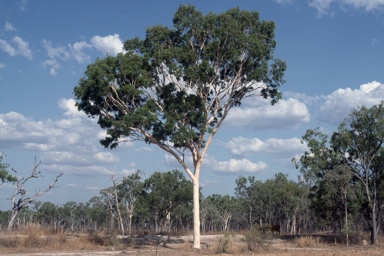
<box><xmin>243</xmin><ymin>226</ymin><xmax>271</xmax><ymax>252</ymax></box>
<box><xmin>216</xmin><ymin>233</ymin><xmax>232</xmax><ymax>254</ymax></box>
<box><xmin>295</xmin><ymin>236</ymin><xmax>322</xmax><ymax>248</ymax></box>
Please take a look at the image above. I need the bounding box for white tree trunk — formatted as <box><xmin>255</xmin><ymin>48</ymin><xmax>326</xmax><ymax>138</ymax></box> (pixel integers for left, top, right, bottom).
<box><xmin>192</xmin><ymin>177</ymin><xmax>200</xmax><ymax>249</ymax></box>
<box><xmin>7</xmin><ymin>209</ymin><xmax>18</xmax><ymax>231</ymax></box>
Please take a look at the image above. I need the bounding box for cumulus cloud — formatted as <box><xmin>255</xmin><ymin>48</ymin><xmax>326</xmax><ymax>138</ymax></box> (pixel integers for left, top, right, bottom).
<box><xmin>225</xmin><ymin>98</ymin><xmax>310</xmax><ymax>131</ymax></box>
<box><xmin>316</xmin><ymin>81</ymin><xmax>384</xmax><ymax>125</ymax></box>
<box><xmin>225</xmin><ymin>137</ymin><xmax>307</xmax><ymax>157</ymax></box>
<box><xmin>212</xmin><ymin>158</ymin><xmax>268</xmax><ymax>174</ymax></box>
<box><xmin>58</xmin><ymin>98</ymin><xmax>86</xmax><ymax>118</ymax></box>
<box><xmin>0</xmin><ymin>98</ymin><xmax>120</xmax><ymax>176</ymax></box>
<box><xmin>0</xmin><ymin>36</ymin><xmax>32</xmax><ymax>59</ymax></box>
<box><xmin>90</xmin><ymin>34</ymin><xmax>125</xmax><ymax>56</ymax></box>
<box><xmin>283</xmin><ymin>91</ymin><xmax>321</xmax><ymax>105</ymax></box>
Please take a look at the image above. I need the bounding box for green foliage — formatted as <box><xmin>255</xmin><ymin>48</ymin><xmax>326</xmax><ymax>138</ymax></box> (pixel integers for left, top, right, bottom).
<box><xmin>205</xmin><ymin>194</ymin><xmax>235</xmax><ymax>231</ymax></box>
<box><xmin>0</xmin><ymin>153</ymin><xmax>16</xmax><ymax>184</ymax></box>
<box><xmin>235</xmin><ymin>173</ymin><xmax>305</xmax><ymax>231</ymax></box>
<box><xmin>331</xmin><ymin>102</ymin><xmax>384</xmax><ymax>245</ymax></box>
<box><xmin>142</xmin><ymin>170</ymin><xmax>193</xmax><ymax>222</ymax></box>
<box><xmin>73</xmin><ymin>4</ymin><xmax>285</xmax><ymax>153</ymax></box>
<box><xmin>295</xmin><ymin>101</ymin><xmax>384</xmax><ymax>245</ymax></box>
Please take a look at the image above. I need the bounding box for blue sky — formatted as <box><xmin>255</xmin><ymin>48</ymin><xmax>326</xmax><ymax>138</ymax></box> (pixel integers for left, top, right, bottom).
<box><xmin>1</xmin><ymin>0</ymin><xmax>384</xmax><ymax>210</ymax></box>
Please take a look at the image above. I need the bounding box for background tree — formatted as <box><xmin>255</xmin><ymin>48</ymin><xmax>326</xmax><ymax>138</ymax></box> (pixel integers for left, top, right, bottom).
<box><xmin>73</xmin><ymin>4</ymin><xmax>285</xmax><ymax>248</ymax></box>
<box><xmin>205</xmin><ymin>194</ymin><xmax>234</xmax><ymax>231</ymax></box>
<box><xmin>293</xmin><ymin>128</ymin><xmax>347</xmax><ymax>233</ymax></box>
<box><xmin>331</xmin><ymin>102</ymin><xmax>384</xmax><ymax>245</ymax></box>
<box><xmin>0</xmin><ymin>153</ymin><xmax>16</xmax><ymax>185</ymax></box>
<box><xmin>118</xmin><ymin>170</ymin><xmax>144</xmax><ymax>234</ymax></box>
<box><xmin>62</xmin><ymin>201</ymin><xmax>78</xmax><ymax>232</ymax></box>
<box><xmin>235</xmin><ymin>176</ymin><xmax>258</xmax><ymax>229</ymax></box>
<box><xmin>7</xmin><ymin>158</ymin><xmax>63</xmax><ymax>231</ymax></box>
<box><xmin>143</xmin><ymin>170</ymin><xmax>192</xmax><ymax>232</ymax></box>
<box><xmin>100</xmin><ymin>181</ymin><xmax>124</xmax><ymax>234</ymax></box>
<box><xmin>323</xmin><ymin>164</ymin><xmax>356</xmax><ymax>245</ymax></box>
<box><xmin>88</xmin><ymin>196</ymin><xmax>109</xmax><ymax>231</ymax></box>
<box><xmin>294</xmin><ymin>102</ymin><xmax>384</xmax><ymax>245</ymax></box>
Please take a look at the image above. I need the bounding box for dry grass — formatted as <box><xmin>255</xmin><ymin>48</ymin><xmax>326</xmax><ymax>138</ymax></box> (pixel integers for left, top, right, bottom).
<box><xmin>1</xmin><ymin>227</ymin><xmax>384</xmax><ymax>256</ymax></box>
<box><xmin>294</xmin><ymin>235</ymin><xmax>323</xmax><ymax>248</ymax></box>
<box><xmin>0</xmin><ymin>224</ymin><xmax>106</xmax><ymax>252</ymax></box>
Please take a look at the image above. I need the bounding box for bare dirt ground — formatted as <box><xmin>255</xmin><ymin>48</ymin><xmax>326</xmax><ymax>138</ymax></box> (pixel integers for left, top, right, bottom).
<box><xmin>1</xmin><ymin>233</ymin><xmax>384</xmax><ymax>256</ymax></box>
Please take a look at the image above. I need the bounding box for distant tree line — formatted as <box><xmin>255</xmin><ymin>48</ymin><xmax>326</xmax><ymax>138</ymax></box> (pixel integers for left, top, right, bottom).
<box><xmin>0</xmin><ymin>169</ymin><xmax>381</xmax><ymax>243</ymax></box>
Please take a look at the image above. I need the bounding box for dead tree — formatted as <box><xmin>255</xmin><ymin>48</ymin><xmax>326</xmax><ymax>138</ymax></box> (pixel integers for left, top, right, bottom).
<box><xmin>7</xmin><ymin>157</ymin><xmax>63</xmax><ymax>231</ymax></box>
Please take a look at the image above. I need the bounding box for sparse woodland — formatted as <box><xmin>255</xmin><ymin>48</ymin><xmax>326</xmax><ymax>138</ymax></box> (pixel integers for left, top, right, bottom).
<box><xmin>2</xmin><ymin>4</ymin><xmax>384</xmax><ymax>255</ymax></box>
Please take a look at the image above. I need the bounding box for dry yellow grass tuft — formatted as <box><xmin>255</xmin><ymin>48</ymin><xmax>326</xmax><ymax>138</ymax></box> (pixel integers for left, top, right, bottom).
<box><xmin>295</xmin><ymin>235</ymin><xmax>322</xmax><ymax>248</ymax></box>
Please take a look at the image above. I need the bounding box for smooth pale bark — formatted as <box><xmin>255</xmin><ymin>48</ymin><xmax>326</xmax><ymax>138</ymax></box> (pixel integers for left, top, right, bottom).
<box><xmin>192</xmin><ymin>176</ymin><xmax>200</xmax><ymax>249</ymax></box>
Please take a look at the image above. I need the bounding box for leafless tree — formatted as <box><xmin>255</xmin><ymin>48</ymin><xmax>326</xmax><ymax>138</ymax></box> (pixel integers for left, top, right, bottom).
<box><xmin>7</xmin><ymin>157</ymin><xmax>63</xmax><ymax>231</ymax></box>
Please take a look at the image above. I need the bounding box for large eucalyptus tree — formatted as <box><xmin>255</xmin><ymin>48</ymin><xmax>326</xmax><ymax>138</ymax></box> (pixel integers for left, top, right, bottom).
<box><xmin>74</xmin><ymin>5</ymin><xmax>285</xmax><ymax>248</ymax></box>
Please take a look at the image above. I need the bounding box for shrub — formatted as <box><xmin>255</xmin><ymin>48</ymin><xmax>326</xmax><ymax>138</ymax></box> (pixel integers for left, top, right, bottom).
<box><xmin>216</xmin><ymin>233</ymin><xmax>232</xmax><ymax>254</ymax></box>
<box><xmin>243</xmin><ymin>226</ymin><xmax>271</xmax><ymax>252</ymax></box>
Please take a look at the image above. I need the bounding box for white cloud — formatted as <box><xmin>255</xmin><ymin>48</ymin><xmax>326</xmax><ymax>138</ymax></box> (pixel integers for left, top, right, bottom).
<box><xmin>225</xmin><ymin>98</ymin><xmax>310</xmax><ymax>131</ymax></box>
<box><xmin>42</xmin><ymin>59</ymin><xmax>60</xmax><ymax>76</ymax></box>
<box><xmin>0</xmin><ymin>37</ymin><xmax>32</xmax><ymax>59</ymax></box>
<box><xmin>58</xmin><ymin>98</ymin><xmax>86</xmax><ymax>118</ymax></box>
<box><xmin>4</xmin><ymin>22</ymin><xmax>15</xmax><ymax>31</ymax></box>
<box><xmin>19</xmin><ymin>0</ymin><xmax>28</xmax><ymax>11</ymax></box>
<box><xmin>42</xmin><ymin>40</ymin><xmax>71</xmax><ymax>75</ymax></box>
<box><xmin>274</xmin><ymin>0</ymin><xmax>384</xmax><ymax>15</ymax></box>
<box><xmin>274</xmin><ymin>0</ymin><xmax>295</xmax><ymax>4</ymax></box>
<box><xmin>212</xmin><ymin>158</ymin><xmax>268</xmax><ymax>174</ymax></box>
<box><xmin>13</xmin><ymin>36</ymin><xmax>32</xmax><ymax>59</ymax></box>
<box><xmin>90</xmin><ymin>34</ymin><xmax>124</xmax><ymax>56</ymax></box>
<box><xmin>0</xmin><ymin>63</ymin><xmax>5</xmax><ymax>69</ymax></box>
<box><xmin>0</xmin><ymin>99</ymin><xmax>121</xmax><ymax>177</ymax></box>
<box><xmin>225</xmin><ymin>137</ymin><xmax>307</xmax><ymax>157</ymax></box>
<box><xmin>41</xmin><ymin>34</ymin><xmax>124</xmax><ymax>75</ymax></box>
<box><xmin>43</xmin><ymin>39</ymin><xmax>70</xmax><ymax>60</ymax></box>
<box><xmin>0</xmin><ymin>39</ymin><xmax>17</xmax><ymax>56</ymax></box>
<box><xmin>342</xmin><ymin>0</ymin><xmax>384</xmax><ymax>11</ymax></box>
<box><xmin>69</xmin><ymin>41</ymin><xmax>92</xmax><ymax>63</ymax></box>
<box><xmin>308</xmin><ymin>0</ymin><xmax>334</xmax><ymax>15</ymax></box>
<box><xmin>308</xmin><ymin>0</ymin><xmax>384</xmax><ymax>15</ymax></box>
<box><xmin>283</xmin><ymin>91</ymin><xmax>321</xmax><ymax>105</ymax></box>
<box><xmin>316</xmin><ymin>81</ymin><xmax>384</xmax><ymax>125</ymax></box>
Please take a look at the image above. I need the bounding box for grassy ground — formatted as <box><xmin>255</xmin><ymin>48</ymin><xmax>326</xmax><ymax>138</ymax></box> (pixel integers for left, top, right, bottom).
<box><xmin>0</xmin><ymin>225</ymin><xmax>384</xmax><ymax>255</ymax></box>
